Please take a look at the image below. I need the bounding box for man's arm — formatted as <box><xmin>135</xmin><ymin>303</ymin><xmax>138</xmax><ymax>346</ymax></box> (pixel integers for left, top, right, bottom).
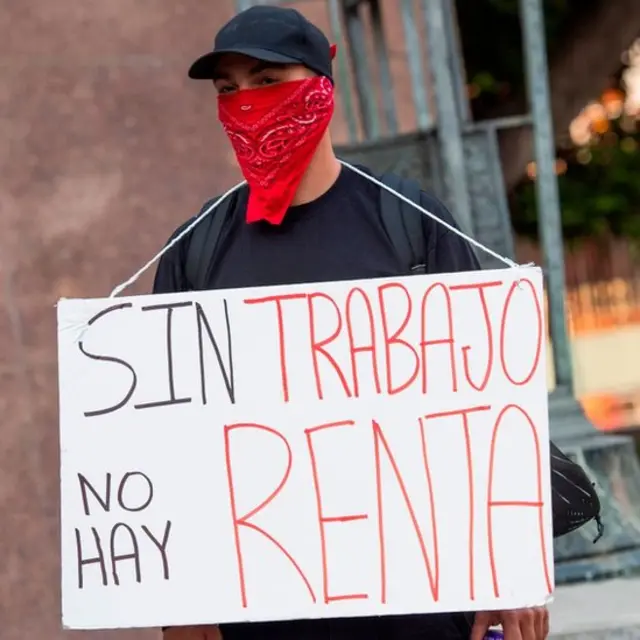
<box><xmin>163</xmin><ymin>626</ymin><xmax>221</xmax><ymax>640</ymax></box>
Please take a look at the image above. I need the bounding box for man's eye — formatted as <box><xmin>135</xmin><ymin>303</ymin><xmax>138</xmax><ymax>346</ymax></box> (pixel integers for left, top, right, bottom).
<box><xmin>258</xmin><ymin>76</ymin><xmax>279</xmax><ymax>86</ymax></box>
<box><xmin>218</xmin><ymin>85</ymin><xmax>236</xmax><ymax>94</ymax></box>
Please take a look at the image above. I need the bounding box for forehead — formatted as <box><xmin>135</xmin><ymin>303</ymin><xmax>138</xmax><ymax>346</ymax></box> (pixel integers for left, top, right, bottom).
<box><xmin>213</xmin><ymin>53</ymin><xmax>309</xmax><ymax>79</ymax></box>
<box><xmin>214</xmin><ymin>53</ymin><xmax>263</xmax><ymax>76</ymax></box>
<box><xmin>214</xmin><ymin>54</ymin><xmax>282</xmax><ymax>79</ymax></box>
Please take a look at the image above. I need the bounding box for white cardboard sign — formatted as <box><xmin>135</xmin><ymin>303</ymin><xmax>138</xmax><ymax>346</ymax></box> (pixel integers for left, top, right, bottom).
<box><xmin>58</xmin><ymin>267</ymin><xmax>554</xmax><ymax>630</ymax></box>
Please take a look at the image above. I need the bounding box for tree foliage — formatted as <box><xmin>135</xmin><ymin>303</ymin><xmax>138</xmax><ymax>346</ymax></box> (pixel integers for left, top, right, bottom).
<box><xmin>455</xmin><ymin>0</ymin><xmax>640</xmax><ymax>244</ymax></box>
<box><xmin>515</xmin><ymin>118</ymin><xmax>640</xmax><ymax>243</ymax></box>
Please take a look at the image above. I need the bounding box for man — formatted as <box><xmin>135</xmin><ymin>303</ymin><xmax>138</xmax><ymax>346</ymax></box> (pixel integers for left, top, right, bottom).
<box><xmin>155</xmin><ymin>5</ymin><xmax>553</xmax><ymax>640</ymax></box>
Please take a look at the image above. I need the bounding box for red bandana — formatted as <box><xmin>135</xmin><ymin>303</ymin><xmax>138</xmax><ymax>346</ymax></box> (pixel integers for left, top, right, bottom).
<box><xmin>217</xmin><ymin>76</ymin><xmax>335</xmax><ymax>225</ymax></box>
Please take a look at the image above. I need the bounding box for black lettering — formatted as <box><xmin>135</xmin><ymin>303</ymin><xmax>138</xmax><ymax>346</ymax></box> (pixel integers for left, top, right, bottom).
<box><xmin>79</xmin><ymin>303</ymin><xmax>137</xmax><ymax>417</ymax></box>
<box><xmin>78</xmin><ymin>472</ymin><xmax>112</xmax><ymax>515</ymax></box>
<box><xmin>135</xmin><ymin>302</ymin><xmax>193</xmax><ymax>410</ymax></box>
<box><xmin>76</xmin><ymin>527</ymin><xmax>107</xmax><ymax>588</ymax></box>
<box><xmin>142</xmin><ymin>520</ymin><xmax>172</xmax><ymax>580</ymax></box>
<box><xmin>117</xmin><ymin>471</ymin><xmax>153</xmax><ymax>512</ymax></box>
<box><xmin>110</xmin><ymin>523</ymin><xmax>141</xmax><ymax>585</ymax></box>
<box><xmin>196</xmin><ymin>300</ymin><xmax>235</xmax><ymax>404</ymax></box>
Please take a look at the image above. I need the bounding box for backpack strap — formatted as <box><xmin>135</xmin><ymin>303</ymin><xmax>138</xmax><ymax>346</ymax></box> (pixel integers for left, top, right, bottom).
<box><xmin>378</xmin><ymin>173</ymin><xmax>427</xmax><ymax>275</ymax></box>
<box><xmin>185</xmin><ymin>188</ymin><xmax>247</xmax><ymax>290</ymax></box>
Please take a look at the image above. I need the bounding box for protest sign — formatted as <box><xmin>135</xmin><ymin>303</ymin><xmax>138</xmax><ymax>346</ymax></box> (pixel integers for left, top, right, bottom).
<box><xmin>58</xmin><ymin>266</ymin><xmax>554</xmax><ymax>630</ymax></box>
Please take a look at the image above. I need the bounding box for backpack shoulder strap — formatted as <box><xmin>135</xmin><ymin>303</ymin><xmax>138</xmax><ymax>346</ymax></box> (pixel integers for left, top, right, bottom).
<box><xmin>185</xmin><ymin>188</ymin><xmax>246</xmax><ymax>290</ymax></box>
<box><xmin>378</xmin><ymin>173</ymin><xmax>427</xmax><ymax>275</ymax></box>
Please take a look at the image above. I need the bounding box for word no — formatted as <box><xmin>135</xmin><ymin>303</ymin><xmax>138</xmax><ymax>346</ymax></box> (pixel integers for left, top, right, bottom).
<box><xmin>74</xmin><ymin>471</ymin><xmax>171</xmax><ymax>589</ymax></box>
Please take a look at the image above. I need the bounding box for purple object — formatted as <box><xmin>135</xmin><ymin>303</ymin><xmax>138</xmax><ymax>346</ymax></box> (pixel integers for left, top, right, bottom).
<box><xmin>484</xmin><ymin>630</ymin><xmax>504</xmax><ymax>640</ymax></box>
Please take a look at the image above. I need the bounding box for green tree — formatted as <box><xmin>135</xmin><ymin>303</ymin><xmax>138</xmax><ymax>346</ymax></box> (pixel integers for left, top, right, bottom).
<box><xmin>515</xmin><ymin>117</ymin><xmax>640</xmax><ymax>243</ymax></box>
<box><xmin>455</xmin><ymin>0</ymin><xmax>640</xmax><ymax>243</ymax></box>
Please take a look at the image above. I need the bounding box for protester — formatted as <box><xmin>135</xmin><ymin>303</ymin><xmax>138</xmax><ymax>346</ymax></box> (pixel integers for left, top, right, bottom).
<box><xmin>155</xmin><ymin>5</ymin><xmax>599</xmax><ymax>639</ymax></box>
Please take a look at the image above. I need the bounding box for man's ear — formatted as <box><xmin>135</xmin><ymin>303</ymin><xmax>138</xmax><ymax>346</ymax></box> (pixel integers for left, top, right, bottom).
<box><xmin>330</xmin><ymin>44</ymin><xmax>337</xmax><ymax>59</ymax></box>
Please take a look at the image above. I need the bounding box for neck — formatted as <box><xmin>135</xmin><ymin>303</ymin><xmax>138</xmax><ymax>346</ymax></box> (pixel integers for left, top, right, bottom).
<box><xmin>291</xmin><ymin>136</ymin><xmax>342</xmax><ymax>206</ymax></box>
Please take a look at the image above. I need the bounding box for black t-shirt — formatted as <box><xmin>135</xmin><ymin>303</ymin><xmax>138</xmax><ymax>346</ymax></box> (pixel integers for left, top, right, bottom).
<box><xmin>153</xmin><ymin>166</ymin><xmax>478</xmax><ymax>640</ymax></box>
<box><xmin>153</xmin><ymin>166</ymin><xmax>480</xmax><ymax>294</ymax></box>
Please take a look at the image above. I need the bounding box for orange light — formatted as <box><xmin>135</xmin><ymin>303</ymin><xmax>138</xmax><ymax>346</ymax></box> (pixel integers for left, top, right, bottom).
<box><xmin>584</xmin><ymin>102</ymin><xmax>607</xmax><ymax>122</ymax></box>
<box><xmin>526</xmin><ymin>159</ymin><xmax>566</xmax><ymax>178</ymax></box>
<box><xmin>467</xmin><ymin>84</ymin><xmax>481</xmax><ymax>99</ymax></box>
<box><xmin>569</xmin><ymin>111</ymin><xmax>593</xmax><ymax>146</ymax></box>
<box><xmin>554</xmin><ymin>158</ymin><xmax>568</xmax><ymax>175</ymax></box>
<box><xmin>592</xmin><ymin>117</ymin><xmax>610</xmax><ymax>134</ymax></box>
<box><xmin>526</xmin><ymin>161</ymin><xmax>537</xmax><ymax>179</ymax></box>
<box><xmin>601</xmin><ymin>88</ymin><xmax>625</xmax><ymax>119</ymax></box>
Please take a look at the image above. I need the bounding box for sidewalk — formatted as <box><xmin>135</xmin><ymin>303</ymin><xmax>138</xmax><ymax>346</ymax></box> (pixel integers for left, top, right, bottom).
<box><xmin>550</xmin><ymin>577</ymin><xmax>640</xmax><ymax>638</ymax></box>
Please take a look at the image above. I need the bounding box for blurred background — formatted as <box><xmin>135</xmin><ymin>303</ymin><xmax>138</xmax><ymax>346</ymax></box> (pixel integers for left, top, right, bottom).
<box><xmin>2</xmin><ymin>0</ymin><xmax>640</xmax><ymax>638</ymax></box>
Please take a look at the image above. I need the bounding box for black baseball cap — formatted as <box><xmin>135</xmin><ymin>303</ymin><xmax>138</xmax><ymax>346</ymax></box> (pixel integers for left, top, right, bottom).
<box><xmin>188</xmin><ymin>5</ymin><xmax>334</xmax><ymax>81</ymax></box>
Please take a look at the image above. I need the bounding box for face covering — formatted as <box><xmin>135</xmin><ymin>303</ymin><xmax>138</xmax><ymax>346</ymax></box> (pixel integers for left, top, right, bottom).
<box><xmin>217</xmin><ymin>76</ymin><xmax>335</xmax><ymax>225</ymax></box>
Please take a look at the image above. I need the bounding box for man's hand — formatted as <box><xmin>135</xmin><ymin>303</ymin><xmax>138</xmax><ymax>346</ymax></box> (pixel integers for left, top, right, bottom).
<box><xmin>471</xmin><ymin>608</ymin><xmax>549</xmax><ymax>640</ymax></box>
<box><xmin>163</xmin><ymin>625</ymin><xmax>222</xmax><ymax>640</ymax></box>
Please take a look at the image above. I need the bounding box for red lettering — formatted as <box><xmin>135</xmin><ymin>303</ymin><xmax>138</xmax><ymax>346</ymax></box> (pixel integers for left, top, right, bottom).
<box><xmin>424</xmin><ymin>405</ymin><xmax>491</xmax><ymax>600</ymax></box>
<box><xmin>450</xmin><ymin>281</ymin><xmax>502</xmax><ymax>391</ymax></box>
<box><xmin>345</xmin><ymin>287</ymin><xmax>381</xmax><ymax>397</ymax></box>
<box><xmin>224</xmin><ymin>423</ymin><xmax>316</xmax><ymax>607</ymax></box>
<box><xmin>307</xmin><ymin>292</ymin><xmax>352</xmax><ymax>400</ymax></box>
<box><xmin>378</xmin><ymin>283</ymin><xmax>420</xmax><ymax>395</ymax></box>
<box><xmin>499</xmin><ymin>279</ymin><xmax>543</xmax><ymax>386</ymax></box>
<box><xmin>244</xmin><ymin>293</ymin><xmax>306</xmax><ymax>403</ymax></box>
<box><xmin>372</xmin><ymin>419</ymin><xmax>439</xmax><ymax>603</ymax></box>
<box><xmin>486</xmin><ymin>405</ymin><xmax>553</xmax><ymax>598</ymax></box>
<box><xmin>420</xmin><ymin>283</ymin><xmax>457</xmax><ymax>394</ymax></box>
<box><xmin>305</xmin><ymin>420</ymin><xmax>369</xmax><ymax>603</ymax></box>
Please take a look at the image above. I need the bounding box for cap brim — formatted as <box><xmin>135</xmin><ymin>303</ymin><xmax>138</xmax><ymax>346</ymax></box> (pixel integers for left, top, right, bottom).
<box><xmin>188</xmin><ymin>48</ymin><xmax>300</xmax><ymax>80</ymax></box>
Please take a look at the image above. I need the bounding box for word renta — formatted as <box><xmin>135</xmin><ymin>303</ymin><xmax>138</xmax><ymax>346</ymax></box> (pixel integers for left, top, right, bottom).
<box><xmin>58</xmin><ymin>267</ymin><xmax>554</xmax><ymax>630</ymax></box>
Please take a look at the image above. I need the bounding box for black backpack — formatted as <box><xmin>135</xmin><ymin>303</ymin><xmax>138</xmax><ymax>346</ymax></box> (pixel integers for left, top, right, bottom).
<box><xmin>183</xmin><ymin>172</ymin><xmax>602</xmax><ymax>541</ymax></box>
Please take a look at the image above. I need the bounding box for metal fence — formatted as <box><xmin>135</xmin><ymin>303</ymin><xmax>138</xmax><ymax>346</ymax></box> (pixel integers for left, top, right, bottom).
<box><xmin>518</xmin><ymin>236</ymin><xmax>640</xmax><ymax>334</ymax></box>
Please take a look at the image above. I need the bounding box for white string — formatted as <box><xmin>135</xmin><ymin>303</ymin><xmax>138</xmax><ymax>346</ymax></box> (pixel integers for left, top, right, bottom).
<box><xmin>109</xmin><ymin>180</ymin><xmax>247</xmax><ymax>298</ymax></box>
<box><xmin>339</xmin><ymin>160</ymin><xmax>520</xmax><ymax>268</ymax></box>
<box><xmin>109</xmin><ymin>161</ymin><xmax>525</xmax><ymax>297</ymax></box>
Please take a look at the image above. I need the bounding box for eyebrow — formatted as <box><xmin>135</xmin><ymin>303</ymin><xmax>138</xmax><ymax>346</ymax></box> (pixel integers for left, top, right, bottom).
<box><xmin>212</xmin><ymin>61</ymin><xmax>288</xmax><ymax>82</ymax></box>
